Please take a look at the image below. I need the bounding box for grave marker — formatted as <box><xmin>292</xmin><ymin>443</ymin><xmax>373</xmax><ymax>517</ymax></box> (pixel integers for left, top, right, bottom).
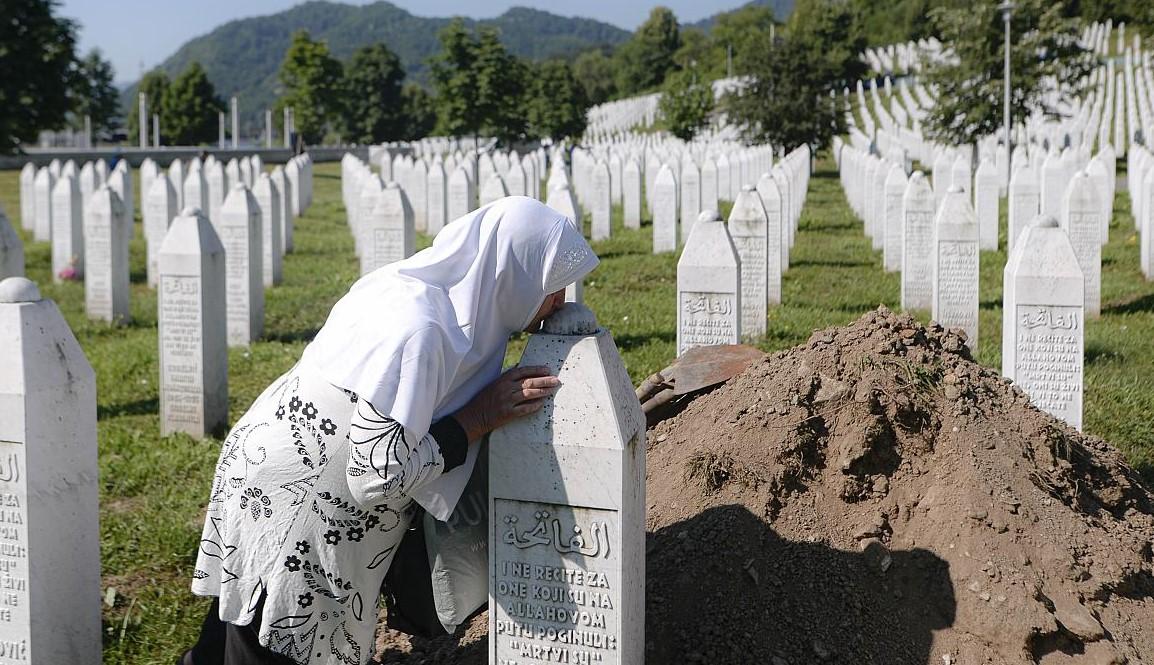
<box><xmin>755</xmin><ymin>173</ymin><xmax>784</xmax><ymax>305</ymax></box>
<box><xmin>900</xmin><ymin>172</ymin><xmax>935</xmax><ymax>311</ymax></box>
<box><xmin>0</xmin><ymin>276</ymin><xmax>101</xmax><ymax>665</ymax></box>
<box><xmin>883</xmin><ymin>165</ymin><xmax>908</xmax><ymax>272</ymax></box>
<box><xmin>33</xmin><ymin>168</ymin><xmax>54</xmax><ymax>242</ymax></box>
<box><xmin>158</xmin><ymin>208</ymin><xmax>228</xmax><ymax>437</ymax></box>
<box><xmin>622</xmin><ymin>159</ymin><xmax>641</xmax><ymax>230</ymax></box>
<box><xmin>448</xmin><ymin>167</ymin><xmax>474</xmax><ymax>222</ymax></box>
<box><xmin>489</xmin><ymin>302</ymin><xmax>645</xmax><ymax>665</ymax></box>
<box><xmin>51</xmin><ymin>175</ymin><xmax>83</xmax><ymax>282</ymax></box>
<box><xmin>219</xmin><ymin>185</ymin><xmax>264</xmax><ymax>346</ymax></box>
<box><xmin>974</xmin><ymin>159</ymin><xmax>999</xmax><ymax>250</ymax></box>
<box><xmin>591</xmin><ymin>161</ymin><xmax>612</xmax><ymax>242</ymax></box>
<box><xmin>253</xmin><ymin>174</ymin><xmax>283</xmax><ymax>287</ymax></box>
<box><xmin>1002</xmin><ymin>217</ymin><xmax>1084</xmax><ymax>429</ymax></box>
<box><xmin>728</xmin><ymin>185</ymin><xmax>769</xmax><ymax>338</ymax></box>
<box><xmin>83</xmin><ymin>187</ymin><xmax>130</xmax><ymax>323</ymax></box>
<box><xmin>0</xmin><ymin>206</ymin><xmax>25</xmax><ymax>279</ymax></box>
<box><xmin>427</xmin><ymin>159</ymin><xmax>448</xmax><ymax>236</ymax></box>
<box><xmin>1008</xmin><ymin>166</ymin><xmax>1041</xmax><ymax>253</ymax></box>
<box><xmin>652</xmin><ymin>165</ymin><xmax>678</xmax><ymax>253</ymax></box>
<box><xmin>677</xmin><ymin>210</ymin><xmax>740</xmax><ymax>355</ymax></box>
<box><xmin>932</xmin><ymin>185</ymin><xmax>980</xmax><ymax>346</ymax></box>
<box><xmin>1062</xmin><ymin>171</ymin><xmax>1103</xmax><ymax>318</ymax></box>
<box><xmin>19</xmin><ymin>163</ymin><xmax>36</xmax><ymax>232</ymax></box>
<box><xmin>144</xmin><ymin>174</ymin><xmax>179</xmax><ymax>288</ymax></box>
<box><xmin>361</xmin><ymin>182</ymin><xmax>414</xmax><ymax>275</ymax></box>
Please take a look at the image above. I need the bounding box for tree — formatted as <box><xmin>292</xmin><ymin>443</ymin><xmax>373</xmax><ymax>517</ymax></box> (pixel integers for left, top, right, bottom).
<box><xmin>429</xmin><ymin>21</ymin><xmax>528</xmax><ymax>145</ymax></box>
<box><xmin>613</xmin><ymin>7</ymin><xmax>682</xmax><ymax>96</ymax></box>
<box><xmin>162</xmin><ymin>63</ymin><xmax>225</xmax><ymax>146</ymax></box>
<box><xmin>659</xmin><ymin>66</ymin><xmax>714</xmax><ymax>141</ymax></box>
<box><xmin>127</xmin><ymin>69</ymin><xmax>170</xmax><ymax>145</ymax></box>
<box><xmin>725</xmin><ymin>0</ymin><xmax>863</xmax><ymax>151</ymax></box>
<box><xmin>340</xmin><ymin>43</ymin><xmax>406</xmax><ymax>144</ymax></box>
<box><xmin>429</xmin><ymin>20</ymin><xmax>483</xmax><ymax>139</ymax></box>
<box><xmin>0</xmin><ymin>0</ymin><xmax>78</xmax><ymax>153</ymax></box>
<box><xmin>573</xmin><ymin>49</ymin><xmax>617</xmax><ymax>106</ymax></box>
<box><xmin>724</xmin><ymin>33</ymin><xmax>845</xmax><ymax>151</ymax></box>
<box><xmin>527</xmin><ymin>61</ymin><xmax>589</xmax><ymax>141</ymax></box>
<box><xmin>923</xmin><ymin>0</ymin><xmax>1095</xmax><ymax>147</ymax></box>
<box><xmin>277</xmin><ymin>30</ymin><xmax>344</xmax><ymax>144</ymax></box>
<box><xmin>710</xmin><ymin>5</ymin><xmax>779</xmax><ymax>78</ymax></box>
<box><xmin>71</xmin><ymin>49</ymin><xmax>119</xmax><ymax>136</ymax></box>
<box><xmin>400</xmin><ymin>84</ymin><xmax>437</xmax><ymax>140</ymax></box>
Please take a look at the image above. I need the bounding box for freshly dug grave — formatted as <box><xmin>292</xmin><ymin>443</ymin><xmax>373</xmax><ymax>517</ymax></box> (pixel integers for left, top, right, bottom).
<box><xmin>375</xmin><ymin>307</ymin><xmax>1154</xmax><ymax>664</ymax></box>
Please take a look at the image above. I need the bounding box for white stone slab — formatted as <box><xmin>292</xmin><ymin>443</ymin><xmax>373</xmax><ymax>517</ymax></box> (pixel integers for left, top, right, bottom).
<box><xmin>83</xmin><ymin>187</ymin><xmax>130</xmax><ymax>323</ymax></box>
<box><xmin>622</xmin><ymin>159</ymin><xmax>641</xmax><ymax>230</ymax></box>
<box><xmin>0</xmin><ymin>275</ymin><xmax>101</xmax><ymax>665</ymax></box>
<box><xmin>427</xmin><ymin>160</ymin><xmax>448</xmax><ymax>237</ymax></box>
<box><xmin>1002</xmin><ymin>217</ymin><xmax>1084</xmax><ymax>430</ymax></box>
<box><xmin>489</xmin><ymin>303</ymin><xmax>645</xmax><ymax>665</ymax></box>
<box><xmin>728</xmin><ymin>185</ymin><xmax>769</xmax><ymax>338</ymax></box>
<box><xmin>51</xmin><ymin>175</ymin><xmax>83</xmax><ymax>282</ymax></box>
<box><xmin>900</xmin><ymin>172</ymin><xmax>934</xmax><ymax>311</ymax></box>
<box><xmin>652</xmin><ymin>165</ymin><xmax>678</xmax><ymax>253</ymax></box>
<box><xmin>362</xmin><ymin>182</ymin><xmax>415</xmax><ymax>275</ymax></box>
<box><xmin>974</xmin><ymin>159</ymin><xmax>999</xmax><ymax>250</ymax></box>
<box><xmin>1008</xmin><ymin>166</ymin><xmax>1040</xmax><ymax>253</ymax></box>
<box><xmin>219</xmin><ymin>185</ymin><xmax>264</xmax><ymax>346</ymax></box>
<box><xmin>19</xmin><ymin>164</ymin><xmax>36</xmax><ymax>232</ymax></box>
<box><xmin>144</xmin><ymin>174</ymin><xmax>179</xmax><ymax>289</ymax></box>
<box><xmin>448</xmin><ymin>166</ymin><xmax>475</xmax><ymax>223</ymax></box>
<box><xmin>254</xmin><ymin>174</ymin><xmax>283</xmax><ymax>288</ymax></box>
<box><xmin>1061</xmin><ymin>171</ymin><xmax>1103</xmax><ymax>318</ymax></box>
<box><xmin>33</xmin><ymin>168</ymin><xmax>54</xmax><ymax>242</ymax></box>
<box><xmin>480</xmin><ymin>174</ymin><xmax>509</xmax><ymax>208</ymax></box>
<box><xmin>701</xmin><ymin>157</ymin><xmax>719</xmax><ymax>213</ymax></box>
<box><xmin>591</xmin><ymin>161</ymin><xmax>612</xmax><ymax>242</ymax></box>
<box><xmin>680</xmin><ymin>159</ymin><xmax>701</xmax><ymax>241</ymax></box>
<box><xmin>756</xmin><ymin>173</ymin><xmax>784</xmax><ymax>305</ymax></box>
<box><xmin>883</xmin><ymin>165</ymin><xmax>908</xmax><ymax>272</ymax></box>
<box><xmin>931</xmin><ymin>185</ymin><xmax>980</xmax><ymax>346</ymax></box>
<box><xmin>677</xmin><ymin>210</ymin><xmax>741</xmax><ymax>356</ymax></box>
<box><xmin>158</xmin><ymin>208</ymin><xmax>229</xmax><ymax>437</ymax></box>
<box><xmin>271</xmin><ymin>166</ymin><xmax>293</xmax><ymax>254</ymax></box>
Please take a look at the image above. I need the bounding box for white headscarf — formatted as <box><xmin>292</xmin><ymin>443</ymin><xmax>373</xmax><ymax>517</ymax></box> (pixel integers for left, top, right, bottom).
<box><xmin>302</xmin><ymin>196</ymin><xmax>598</xmax><ymax>518</ymax></box>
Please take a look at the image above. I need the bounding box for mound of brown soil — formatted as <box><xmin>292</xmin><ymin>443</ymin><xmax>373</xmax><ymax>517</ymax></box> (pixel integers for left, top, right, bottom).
<box><xmin>375</xmin><ymin>307</ymin><xmax>1154</xmax><ymax>664</ymax></box>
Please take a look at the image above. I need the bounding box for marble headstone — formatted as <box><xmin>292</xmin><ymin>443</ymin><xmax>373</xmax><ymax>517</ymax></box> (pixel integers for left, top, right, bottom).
<box><xmin>1061</xmin><ymin>171</ymin><xmax>1102</xmax><ymax>318</ymax></box>
<box><xmin>362</xmin><ymin>182</ymin><xmax>415</xmax><ymax>275</ymax></box>
<box><xmin>448</xmin><ymin>167</ymin><xmax>475</xmax><ymax>222</ymax></box>
<box><xmin>158</xmin><ymin>208</ymin><xmax>229</xmax><ymax>437</ymax></box>
<box><xmin>0</xmin><ymin>276</ymin><xmax>102</xmax><ymax>664</ymax></box>
<box><xmin>652</xmin><ymin>165</ymin><xmax>678</xmax><ymax>253</ymax></box>
<box><xmin>676</xmin><ymin>210</ymin><xmax>741</xmax><ymax>356</ymax></box>
<box><xmin>33</xmin><ymin>168</ymin><xmax>54</xmax><ymax>242</ymax></box>
<box><xmin>755</xmin><ymin>173</ymin><xmax>784</xmax><ymax>305</ymax></box>
<box><xmin>144</xmin><ymin>174</ymin><xmax>179</xmax><ymax>288</ymax></box>
<box><xmin>622</xmin><ymin>159</ymin><xmax>641</xmax><ymax>230</ymax></box>
<box><xmin>83</xmin><ymin>187</ymin><xmax>130</xmax><ymax>323</ymax></box>
<box><xmin>0</xmin><ymin>206</ymin><xmax>25</xmax><ymax>279</ymax></box>
<box><xmin>974</xmin><ymin>159</ymin><xmax>999</xmax><ymax>250</ymax></box>
<box><xmin>932</xmin><ymin>185</ymin><xmax>980</xmax><ymax>346</ymax></box>
<box><xmin>50</xmin><ymin>175</ymin><xmax>83</xmax><ymax>282</ymax></box>
<box><xmin>219</xmin><ymin>185</ymin><xmax>264</xmax><ymax>346</ymax></box>
<box><xmin>489</xmin><ymin>302</ymin><xmax>645</xmax><ymax>665</ymax></box>
<box><xmin>1002</xmin><ymin>217</ymin><xmax>1084</xmax><ymax>430</ymax></box>
<box><xmin>900</xmin><ymin>172</ymin><xmax>935</xmax><ymax>311</ymax></box>
<box><xmin>1008</xmin><ymin>166</ymin><xmax>1040</xmax><ymax>253</ymax></box>
<box><xmin>728</xmin><ymin>185</ymin><xmax>770</xmax><ymax>338</ymax></box>
<box><xmin>883</xmin><ymin>165</ymin><xmax>908</xmax><ymax>272</ymax></box>
<box><xmin>591</xmin><ymin>160</ymin><xmax>612</xmax><ymax>242</ymax></box>
<box><xmin>253</xmin><ymin>174</ymin><xmax>283</xmax><ymax>288</ymax></box>
<box><xmin>427</xmin><ymin>160</ymin><xmax>448</xmax><ymax>236</ymax></box>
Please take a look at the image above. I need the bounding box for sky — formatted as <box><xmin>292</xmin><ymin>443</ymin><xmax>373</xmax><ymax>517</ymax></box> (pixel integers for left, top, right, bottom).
<box><xmin>59</xmin><ymin>0</ymin><xmax>750</xmax><ymax>86</ymax></box>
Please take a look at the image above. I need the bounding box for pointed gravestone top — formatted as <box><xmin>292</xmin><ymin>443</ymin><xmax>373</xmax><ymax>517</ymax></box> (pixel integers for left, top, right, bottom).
<box><xmin>181</xmin><ymin>206</ymin><xmax>202</xmax><ymax>218</ymax></box>
<box><xmin>0</xmin><ymin>276</ymin><xmax>41</xmax><ymax>303</ymax></box>
<box><xmin>541</xmin><ymin>301</ymin><xmax>598</xmax><ymax>335</ymax></box>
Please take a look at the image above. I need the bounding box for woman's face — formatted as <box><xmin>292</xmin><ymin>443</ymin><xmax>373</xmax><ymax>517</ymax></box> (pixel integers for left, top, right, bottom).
<box><xmin>523</xmin><ymin>289</ymin><xmax>566</xmax><ymax>333</ymax></box>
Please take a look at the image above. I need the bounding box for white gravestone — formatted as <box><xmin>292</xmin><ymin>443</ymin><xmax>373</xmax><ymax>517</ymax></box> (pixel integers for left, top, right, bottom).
<box><xmin>489</xmin><ymin>302</ymin><xmax>645</xmax><ymax>665</ymax></box>
<box><xmin>1002</xmin><ymin>217</ymin><xmax>1084</xmax><ymax>430</ymax></box>
<box><xmin>1040</xmin><ymin>149</ymin><xmax>1065</xmax><ymax>220</ymax></box>
<box><xmin>883</xmin><ymin>165</ymin><xmax>908</xmax><ymax>272</ymax></box>
<box><xmin>50</xmin><ymin>175</ymin><xmax>83</xmax><ymax>282</ymax></box>
<box><xmin>206</xmin><ymin>162</ymin><xmax>227</xmax><ymax>230</ymax></box>
<box><xmin>728</xmin><ymin>186</ymin><xmax>769</xmax><ymax>339</ymax></box>
<box><xmin>932</xmin><ymin>185</ymin><xmax>980</xmax><ymax>346</ymax></box>
<box><xmin>677</xmin><ymin>210</ymin><xmax>741</xmax><ymax>356</ymax></box>
<box><xmin>272</xmin><ymin>167</ymin><xmax>293</xmax><ymax>254</ymax></box>
<box><xmin>0</xmin><ymin>206</ymin><xmax>25</xmax><ymax>279</ymax></box>
<box><xmin>481</xmin><ymin>174</ymin><xmax>509</xmax><ymax>208</ymax></box>
<box><xmin>974</xmin><ymin>159</ymin><xmax>1000</xmax><ymax>250</ymax></box>
<box><xmin>622</xmin><ymin>159</ymin><xmax>642</xmax><ymax>230</ymax></box>
<box><xmin>591</xmin><ymin>161</ymin><xmax>612</xmax><ymax>242</ymax></box>
<box><xmin>169</xmin><ymin>160</ymin><xmax>186</xmax><ymax>211</ymax></box>
<box><xmin>285</xmin><ymin>159</ymin><xmax>302</xmax><ymax>218</ymax></box>
<box><xmin>680</xmin><ymin>159</ymin><xmax>701</xmax><ymax>241</ymax></box>
<box><xmin>362</xmin><ymin>183</ymin><xmax>415</xmax><ymax>275</ymax></box>
<box><xmin>108</xmin><ymin>164</ymin><xmax>134</xmax><ymax>241</ymax></box>
<box><xmin>145</xmin><ymin>175</ymin><xmax>179</xmax><ymax>289</ymax></box>
<box><xmin>355</xmin><ymin>176</ymin><xmax>384</xmax><ymax>259</ymax></box>
<box><xmin>158</xmin><ymin>208</ymin><xmax>229</xmax><ymax>437</ymax></box>
<box><xmin>184</xmin><ymin>167</ymin><xmax>208</xmax><ymax>225</ymax></box>
<box><xmin>1061</xmin><ymin>172</ymin><xmax>1103</xmax><ymax>318</ymax></box>
<box><xmin>0</xmin><ymin>276</ymin><xmax>101</xmax><ymax>665</ymax></box>
<box><xmin>755</xmin><ymin>173</ymin><xmax>784</xmax><ymax>305</ymax></box>
<box><xmin>701</xmin><ymin>157</ymin><xmax>719</xmax><ymax>213</ymax></box>
<box><xmin>19</xmin><ymin>164</ymin><xmax>36</xmax><ymax>232</ymax></box>
<box><xmin>427</xmin><ymin>160</ymin><xmax>448</xmax><ymax>236</ymax></box>
<box><xmin>545</xmin><ymin>187</ymin><xmax>585</xmax><ymax>304</ymax></box>
<box><xmin>33</xmin><ymin>168</ymin><xmax>54</xmax><ymax>242</ymax></box>
<box><xmin>448</xmin><ymin>167</ymin><xmax>475</xmax><ymax>222</ymax></box>
<box><xmin>253</xmin><ymin>174</ymin><xmax>283</xmax><ymax>288</ymax></box>
<box><xmin>1008</xmin><ymin>166</ymin><xmax>1040</xmax><ymax>253</ymax></box>
<box><xmin>84</xmin><ymin>187</ymin><xmax>130</xmax><ymax>324</ymax></box>
<box><xmin>411</xmin><ymin>159</ymin><xmax>429</xmax><ymax>233</ymax></box>
<box><xmin>652</xmin><ymin>165</ymin><xmax>678</xmax><ymax>254</ymax></box>
<box><xmin>900</xmin><ymin>172</ymin><xmax>935</xmax><ymax>311</ymax></box>
<box><xmin>219</xmin><ymin>185</ymin><xmax>264</xmax><ymax>346</ymax></box>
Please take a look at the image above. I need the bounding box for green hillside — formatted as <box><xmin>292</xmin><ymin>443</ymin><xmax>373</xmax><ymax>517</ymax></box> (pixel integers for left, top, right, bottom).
<box><xmin>127</xmin><ymin>1</ymin><xmax>631</xmax><ymax>134</ymax></box>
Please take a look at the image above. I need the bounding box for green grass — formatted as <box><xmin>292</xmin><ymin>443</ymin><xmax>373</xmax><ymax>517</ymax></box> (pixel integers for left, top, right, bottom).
<box><xmin>0</xmin><ymin>154</ymin><xmax>1151</xmax><ymax>663</ymax></box>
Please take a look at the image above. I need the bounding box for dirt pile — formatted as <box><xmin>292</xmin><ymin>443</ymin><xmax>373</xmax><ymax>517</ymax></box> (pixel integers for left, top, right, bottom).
<box><xmin>645</xmin><ymin>306</ymin><xmax>1154</xmax><ymax>664</ymax></box>
<box><xmin>375</xmin><ymin>307</ymin><xmax>1154</xmax><ymax>664</ymax></box>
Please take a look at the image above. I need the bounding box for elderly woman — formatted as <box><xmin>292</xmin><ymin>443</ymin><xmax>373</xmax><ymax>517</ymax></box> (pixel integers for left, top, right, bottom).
<box><xmin>184</xmin><ymin>196</ymin><xmax>598</xmax><ymax>665</ymax></box>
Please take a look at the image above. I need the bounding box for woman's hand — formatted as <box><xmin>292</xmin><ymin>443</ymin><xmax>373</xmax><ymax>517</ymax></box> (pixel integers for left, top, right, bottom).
<box><xmin>452</xmin><ymin>365</ymin><xmax>560</xmax><ymax>442</ymax></box>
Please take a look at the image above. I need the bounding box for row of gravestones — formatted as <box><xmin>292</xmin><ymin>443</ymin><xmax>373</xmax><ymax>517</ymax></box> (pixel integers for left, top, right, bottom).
<box><xmin>0</xmin><ymin>272</ymin><xmax>648</xmax><ymax>665</ymax></box>
<box><xmin>1127</xmin><ymin>145</ymin><xmax>1154</xmax><ymax>279</ymax></box>
<box><xmin>835</xmin><ymin>142</ymin><xmax>1095</xmax><ymax>430</ymax></box>
<box><xmin>672</xmin><ymin>146</ymin><xmax>813</xmax><ymax>355</ymax></box>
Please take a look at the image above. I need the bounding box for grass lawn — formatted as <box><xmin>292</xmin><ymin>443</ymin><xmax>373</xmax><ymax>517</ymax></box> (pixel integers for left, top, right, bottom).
<box><xmin>0</xmin><ymin>154</ymin><xmax>1151</xmax><ymax>663</ymax></box>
